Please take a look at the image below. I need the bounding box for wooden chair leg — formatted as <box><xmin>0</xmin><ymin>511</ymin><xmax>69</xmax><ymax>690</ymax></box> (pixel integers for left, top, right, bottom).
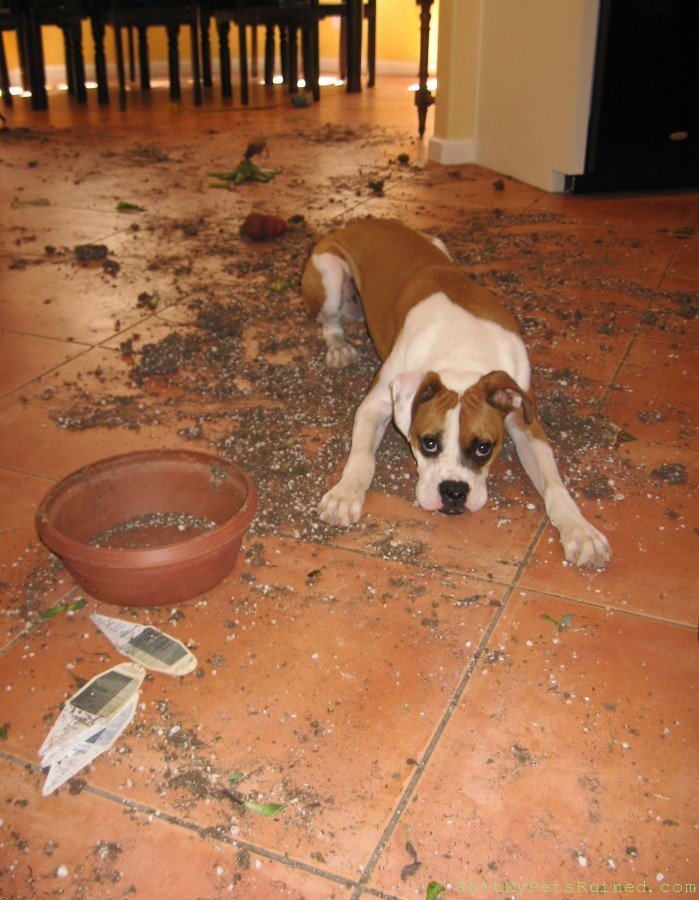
<box><xmin>190</xmin><ymin>18</ymin><xmax>202</xmax><ymax>105</ymax></box>
<box><xmin>0</xmin><ymin>32</ymin><xmax>13</xmax><ymax>107</ymax></box>
<box><xmin>137</xmin><ymin>26</ymin><xmax>150</xmax><ymax>90</ymax></box>
<box><xmin>366</xmin><ymin>1</ymin><xmax>376</xmax><ymax>87</ymax></box>
<box><xmin>345</xmin><ymin>0</ymin><xmax>362</xmax><ymax>93</ymax></box>
<box><xmin>21</xmin><ymin>9</ymin><xmax>48</xmax><ymax>110</ymax></box>
<box><xmin>75</xmin><ymin>24</ymin><xmax>87</xmax><ymax>101</ymax></box>
<box><xmin>280</xmin><ymin>25</ymin><xmax>289</xmax><ymax>84</ymax></box>
<box><xmin>113</xmin><ymin>23</ymin><xmax>127</xmax><ymax>109</ymax></box>
<box><xmin>62</xmin><ymin>28</ymin><xmax>75</xmax><ymax>94</ymax></box>
<box><xmin>301</xmin><ymin>24</ymin><xmax>319</xmax><ymax>100</ymax></box>
<box><xmin>339</xmin><ymin>18</ymin><xmax>347</xmax><ymax>81</ymax></box>
<box><xmin>288</xmin><ymin>26</ymin><xmax>298</xmax><ymax>93</ymax></box>
<box><xmin>91</xmin><ymin>15</ymin><xmax>109</xmax><ymax>104</ymax></box>
<box><xmin>251</xmin><ymin>25</ymin><xmax>258</xmax><ymax>77</ymax></box>
<box><xmin>264</xmin><ymin>25</ymin><xmax>274</xmax><ymax>84</ymax></box>
<box><xmin>217</xmin><ymin>19</ymin><xmax>231</xmax><ymax>98</ymax></box>
<box><xmin>238</xmin><ymin>19</ymin><xmax>249</xmax><ymax>105</ymax></box>
<box><xmin>63</xmin><ymin>23</ymin><xmax>87</xmax><ymax>102</ymax></box>
<box><xmin>127</xmin><ymin>26</ymin><xmax>136</xmax><ymax>81</ymax></box>
<box><xmin>201</xmin><ymin>11</ymin><xmax>212</xmax><ymax>87</ymax></box>
<box><xmin>167</xmin><ymin>24</ymin><xmax>181</xmax><ymax>100</ymax></box>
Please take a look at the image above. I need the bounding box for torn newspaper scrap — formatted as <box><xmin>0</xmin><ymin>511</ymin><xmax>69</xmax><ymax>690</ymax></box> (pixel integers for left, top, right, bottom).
<box><xmin>91</xmin><ymin>613</ymin><xmax>197</xmax><ymax>676</ymax></box>
<box><xmin>42</xmin><ymin>693</ymin><xmax>138</xmax><ymax>795</ymax></box>
<box><xmin>39</xmin><ymin>662</ymin><xmax>145</xmax><ymax>766</ymax></box>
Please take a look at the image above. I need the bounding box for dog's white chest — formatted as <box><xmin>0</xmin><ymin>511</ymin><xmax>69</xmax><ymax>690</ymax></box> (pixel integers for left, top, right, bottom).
<box><xmin>387</xmin><ymin>293</ymin><xmax>531</xmax><ymax>391</ymax></box>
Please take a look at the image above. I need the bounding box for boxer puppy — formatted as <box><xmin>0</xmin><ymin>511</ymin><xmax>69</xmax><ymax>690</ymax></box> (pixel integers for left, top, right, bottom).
<box><xmin>301</xmin><ymin>219</ymin><xmax>610</xmax><ymax>568</ymax></box>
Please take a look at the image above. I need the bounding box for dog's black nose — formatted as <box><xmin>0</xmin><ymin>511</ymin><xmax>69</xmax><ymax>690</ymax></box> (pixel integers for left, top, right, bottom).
<box><xmin>439</xmin><ymin>480</ymin><xmax>469</xmax><ymax>513</ymax></box>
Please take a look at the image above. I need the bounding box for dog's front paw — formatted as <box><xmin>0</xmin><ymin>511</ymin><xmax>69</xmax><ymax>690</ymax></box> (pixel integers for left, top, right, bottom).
<box><xmin>326</xmin><ymin>342</ymin><xmax>357</xmax><ymax>369</ymax></box>
<box><xmin>560</xmin><ymin>519</ymin><xmax>611</xmax><ymax>569</ymax></box>
<box><xmin>318</xmin><ymin>481</ymin><xmax>365</xmax><ymax>526</ymax></box>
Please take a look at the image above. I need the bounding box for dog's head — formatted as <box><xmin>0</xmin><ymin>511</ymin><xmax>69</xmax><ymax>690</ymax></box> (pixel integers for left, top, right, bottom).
<box><xmin>390</xmin><ymin>369</ymin><xmax>533</xmax><ymax>515</ymax></box>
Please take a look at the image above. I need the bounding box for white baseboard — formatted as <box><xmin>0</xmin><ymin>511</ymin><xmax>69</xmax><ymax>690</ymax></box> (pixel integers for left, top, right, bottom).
<box><xmin>427</xmin><ymin>137</ymin><xmax>476</xmax><ymax>165</ymax></box>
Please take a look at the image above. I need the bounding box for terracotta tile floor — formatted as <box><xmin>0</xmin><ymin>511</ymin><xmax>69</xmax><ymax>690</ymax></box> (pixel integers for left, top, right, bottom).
<box><xmin>0</xmin><ymin>77</ymin><xmax>697</xmax><ymax>898</ymax></box>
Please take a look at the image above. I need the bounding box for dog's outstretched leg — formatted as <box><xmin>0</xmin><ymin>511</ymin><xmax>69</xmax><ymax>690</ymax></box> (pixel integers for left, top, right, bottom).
<box><xmin>506</xmin><ymin>413</ymin><xmax>611</xmax><ymax>568</ymax></box>
<box><xmin>301</xmin><ymin>250</ymin><xmax>361</xmax><ymax>368</ymax></box>
<box><xmin>318</xmin><ymin>383</ymin><xmax>392</xmax><ymax>525</ymax></box>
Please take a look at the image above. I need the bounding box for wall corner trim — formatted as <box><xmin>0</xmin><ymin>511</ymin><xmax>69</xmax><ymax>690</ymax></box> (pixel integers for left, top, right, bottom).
<box><xmin>427</xmin><ymin>137</ymin><xmax>476</xmax><ymax>165</ymax></box>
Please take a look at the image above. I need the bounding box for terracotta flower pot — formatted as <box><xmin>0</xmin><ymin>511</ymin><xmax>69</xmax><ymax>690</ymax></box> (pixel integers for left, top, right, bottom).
<box><xmin>35</xmin><ymin>450</ymin><xmax>258</xmax><ymax>607</ymax></box>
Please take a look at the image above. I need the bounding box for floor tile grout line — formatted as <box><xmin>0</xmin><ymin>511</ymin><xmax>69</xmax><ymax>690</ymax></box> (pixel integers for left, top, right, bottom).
<box><xmin>0</xmin><ymin>463</ymin><xmax>58</xmax><ymax>482</ymax></box>
<box><xmin>655</xmin><ymin>215</ymin><xmax>694</xmax><ymax>293</ymax></box>
<box><xmin>0</xmin><ymin>342</ymin><xmax>99</xmax><ymax>405</ymax></box>
<box><xmin>508</xmin><ymin>583</ymin><xmax>698</xmax><ymax>631</ymax></box>
<box><xmin>0</xmin><ymin>327</ymin><xmax>94</xmax><ymax>349</ymax></box>
<box><xmin>350</xmin><ymin>525</ymin><xmax>545</xmax><ymax>898</ymax></box>
<box><xmin>0</xmin><ymin>748</ymin><xmax>362</xmax><ymax>892</ymax></box>
<box><xmin>521</xmin><ymin>191</ymin><xmax>690</xmax><ymax>414</ymax></box>
<box><xmin>270</xmin><ymin>524</ymin><xmax>527</xmax><ymax>596</ymax></box>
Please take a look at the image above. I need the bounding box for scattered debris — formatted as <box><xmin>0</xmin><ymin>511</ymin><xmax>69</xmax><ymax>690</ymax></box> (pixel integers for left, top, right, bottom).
<box><xmin>244</xmin><ymin>139</ymin><xmax>266</xmax><ymax>159</ymax></box>
<box><xmin>400</xmin><ymin>841</ymin><xmax>421</xmax><ymax>881</ymax></box>
<box><xmin>291</xmin><ymin>91</ymin><xmax>313</xmax><ymax>108</ymax></box>
<box><xmin>240</xmin><ymin>213</ymin><xmax>287</xmax><ymax>241</ymax></box>
<box><xmin>651</xmin><ymin>463</ymin><xmax>687</xmax><ymax>484</ymax></box>
<box><xmin>116</xmin><ymin>201</ymin><xmax>145</xmax><ymax>212</ymax></box>
<box><xmin>211</xmin><ymin>142</ymin><xmax>276</xmax><ymax>186</ymax></box>
<box><xmin>136</xmin><ymin>290</ymin><xmax>159</xmax><ymax>310</ymax></box>
<box><xmin>74</xmin><ymin>244</ymin><xmax>109</xmax><ymax>263</ymax></box>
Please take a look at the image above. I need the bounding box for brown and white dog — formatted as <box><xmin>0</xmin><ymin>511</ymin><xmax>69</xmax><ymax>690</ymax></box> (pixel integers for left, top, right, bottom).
<box><xmin>301</xmin><ymin>219</ymin><xmax>610</xmax><ymax>569</ymax></box>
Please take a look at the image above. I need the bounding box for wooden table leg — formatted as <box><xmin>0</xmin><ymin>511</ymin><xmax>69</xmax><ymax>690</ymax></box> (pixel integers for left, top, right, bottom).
<box><xmin>345</xmin><ymin>0</ymin><xmax>362</xmax><ymax>93</ymax></box>
<box><xmin>415</xmin><ymin>0</ymin><xmax>434</xmax><ymax>136</ymax></box>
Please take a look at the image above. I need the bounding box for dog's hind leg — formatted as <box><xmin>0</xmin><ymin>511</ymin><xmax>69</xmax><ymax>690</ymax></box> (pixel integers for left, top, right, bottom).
<box><xmin>301</xmin><ymin>250</ymin><xmax>359</xmax><ymax>368</ymax></box>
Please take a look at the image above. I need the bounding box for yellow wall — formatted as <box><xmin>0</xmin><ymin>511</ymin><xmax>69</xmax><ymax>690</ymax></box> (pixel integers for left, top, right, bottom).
<box><xmin>3</xmin><ymin>1</ymin><xmax>438</xmax><ymax>77</ymax></box>
<box><xmin>429</xmin><ymin>0</ymin><xmax>599</xmax><ymax>191</ymax></box>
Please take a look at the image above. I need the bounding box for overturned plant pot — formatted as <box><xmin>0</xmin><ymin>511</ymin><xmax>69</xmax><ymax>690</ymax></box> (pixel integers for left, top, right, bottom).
<box><xmin>35</xmin><ymin>450</ymin><xmax>258</xmax><ymax>607</ymax></box>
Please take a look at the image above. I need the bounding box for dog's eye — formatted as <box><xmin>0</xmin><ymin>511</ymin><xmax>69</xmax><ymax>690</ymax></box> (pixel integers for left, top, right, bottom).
<box><xmin>474</xmin><ymin>441</ymin><xmax>493</xmax><ymax>460</ymax></box>
<box><xmin>420</xmin><ymin>435</ymin><xmax>440</xmax><ymax>456</ymax></box>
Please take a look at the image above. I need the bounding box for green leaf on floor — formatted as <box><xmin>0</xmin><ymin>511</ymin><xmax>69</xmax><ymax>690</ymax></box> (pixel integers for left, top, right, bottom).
<box><xmin>116</xmin><ymin>201</ymin><xmax>145</xmax><ymax>212</ymax></box>
<box><xmin>425</xmin><ymin>882</ymin><xmax>445</xmax><ymax>900</ymax></box>
<box><xmin>39</xmin><ymin>603</ymin><xmax>66</xmax><ymax>620</ymax></box>
<box><xmin>210</xmin><ymin>158</ymin><xmax>276</xmax><ymax>186</ymax></box>
<box><xmin>0</xmin><ymin>723</ymin><xmax>9</xmax><ymax>740</ymax></box>
<box><xmin>66</xmin><ymin>598</ymin><xmax>87</xmax><ymax>612</ymax></box>
<box><xmin>541</xmin><ymin>613</ymin><xmax>574</xmax><ymax>632</ymax></box>
<box><xmin>243</xmin><ymin>800</ymin><xmax>285</xmax><ymax>817</ymax></box>
<box><xmin>229</xmin><ymin>771</ymin><xmax>246</xmax><ymax>784</ymax></box>
<box><xmin>39</xmin><ymin>598</ymin><xmax>87</xmax><ymax>620</ymax></box>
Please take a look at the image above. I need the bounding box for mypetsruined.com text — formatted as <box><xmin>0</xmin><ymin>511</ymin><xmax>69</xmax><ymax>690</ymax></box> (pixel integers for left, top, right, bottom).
<box><xmin>452</xmin><ymin>880</ymin><xmax>697</xmax><ymax>895</ymax></box>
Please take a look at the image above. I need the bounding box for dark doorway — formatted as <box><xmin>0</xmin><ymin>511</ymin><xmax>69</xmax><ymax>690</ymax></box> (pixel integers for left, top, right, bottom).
<box><xmin>567</xmin><ymin>0</ymin><xmax>698</xmax><ymax>193</ymax></box>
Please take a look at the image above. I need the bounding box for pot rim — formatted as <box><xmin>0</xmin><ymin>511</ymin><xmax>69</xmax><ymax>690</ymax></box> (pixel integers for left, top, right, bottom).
<box><xmin>35</xmin><ymin>449</ymin><xmax>259</xmax><ymax>567</ymax></box>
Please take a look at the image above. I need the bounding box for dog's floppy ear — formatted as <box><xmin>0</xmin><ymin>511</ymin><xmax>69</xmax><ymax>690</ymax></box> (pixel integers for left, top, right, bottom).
<box><xmin>481</xmin><ymin>371</ymin><xmax>534</xmax><ymax>424</ymax></box>
<box><xmin>390</xmin><ymin>371</ymin><xmax>428</xmax><ymax>437</ymax></box>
